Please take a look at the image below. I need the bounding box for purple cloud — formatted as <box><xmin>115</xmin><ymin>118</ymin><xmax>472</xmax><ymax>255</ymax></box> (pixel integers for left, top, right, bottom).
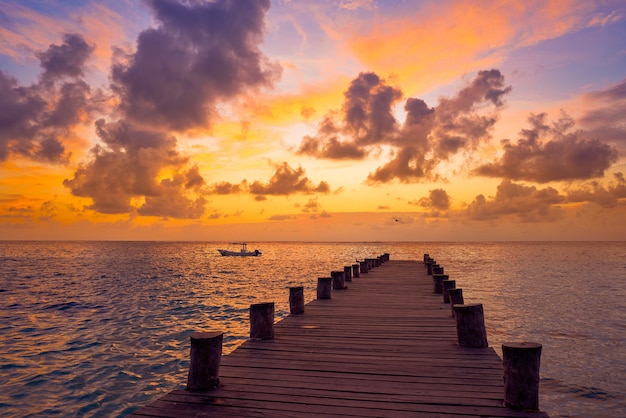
<box><xmin>475</xmin><ymin>112</ymin><xmax>618</xmax><ymax>182</ymax></box>
<box><xmin>111</xmin><ymin>0</ymin><xmax>281</xmax><ymax>131</ymax></box>
<box><xmin>465</xmin><ymin>180</ymin><xmax>565</xmax><ymax>222</ymax></box>
<box><xmin>0</xmin><ymin>33</ymin><xmax>96</xmax><ymax>164</ymax></box>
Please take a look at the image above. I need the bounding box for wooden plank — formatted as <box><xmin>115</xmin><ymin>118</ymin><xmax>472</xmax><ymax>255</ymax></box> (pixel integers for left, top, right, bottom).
<box><xmin>129</xmin><ymin>259</ymin><xmax>549</xmax><ymax>418</ymax></box>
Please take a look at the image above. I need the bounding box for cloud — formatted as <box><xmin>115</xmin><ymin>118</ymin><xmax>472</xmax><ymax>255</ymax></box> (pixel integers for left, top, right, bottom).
<box><xmin>298</xmin><ymin>69</ymin><xmax>511</xmax><ymax>184</ymax></box>
<box><xmin>474</xmin><ymin>112</ymin><xmax>618</xmax><ymax>182</ymax></box>
<box><xmin>138</xmin><ymin>169</ymin><xmax>207</xmax><ymax>219</ymax></box>
<box><xmin>296</xmin><ymin>72</ymin><xmax>402</xmax><ymax>159</ymax></box>
<box><xmin>61</xmin><ymin>0</ymin><xmax>282</xmax><ymax>219</ymax></box>
<box><xmin>301</xmin><ymin>197</ymin><xmax>321</xmax><ymax>213</ymax></box>
<box><xmin>578</xmin><ymin>78</ymin><xmax>626</xmax><ymax>153</ymax></box>
<box><xmin>465</xmin><ymin>180</ymin><xmax>565</xmax><ymax>222</ymax></box>
<box><xmin>111</xmin><ymin>0</ymin><xmax>281</xmax><ymax>131</ymax></box>
<box><xmin>0</xmin><ymin>33</ymin><xmax>97</xmax><ymax>164</ymax></box>
<box><xmin>268</xmin><ymin>214</ymin><xmax>296</xmax><ymax>221</ymax></box>
<box><xmin>372</xmin><ymin>70</ymin><xmax>511</xmax><ymax>183</ymax></box>
<box><xmin>36</xmin><ymin>33</ymin><xmax>94</xmax><ymax>84</ymax></box>
<box><xmin>204</xmin><ymin>162</ymin><xmax>331</xmax><ymax>199</ymax></box>
<box><xmin>209</xmin><ymin>180</ymin><xmax>248</xmax><ymax>195</ymax></box>
<box><xmin>413</xmin><ymin>188</ymin><xmax>451</xmax><ymax>211</ymax></box>
<box><xmin>63</xmin><ymin>119</ymin><xmax>205</xmax><ymax>215</ymax></box>
<box><xmin>565</xmin><ymin>172</ymin><xmax>626</xmax><ymax>208</ymax></box>
<box><xmin>249</xmin><ymin>162</ymin><xmax>330</xmax><ymax>196</ymax></box>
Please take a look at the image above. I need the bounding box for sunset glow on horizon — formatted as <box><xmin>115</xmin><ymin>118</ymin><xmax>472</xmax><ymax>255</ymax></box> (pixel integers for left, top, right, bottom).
<box><xmin>1</xmin><ymin>0</ymin><xmax>625</xmax><ymax>241</ymax></box>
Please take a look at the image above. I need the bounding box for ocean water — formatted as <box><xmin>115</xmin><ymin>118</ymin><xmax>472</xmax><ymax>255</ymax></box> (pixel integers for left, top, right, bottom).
<box><xmin>0</xmin><ymin>241</ymin><xmax>624</xmax><ymax>417</ymax></box>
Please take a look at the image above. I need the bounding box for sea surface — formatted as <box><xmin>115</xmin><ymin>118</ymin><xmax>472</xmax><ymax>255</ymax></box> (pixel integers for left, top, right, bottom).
<box><xmin>1</xmin><ymin>241</ymin><xmax>624</xmax><ymax>417</ymax></box>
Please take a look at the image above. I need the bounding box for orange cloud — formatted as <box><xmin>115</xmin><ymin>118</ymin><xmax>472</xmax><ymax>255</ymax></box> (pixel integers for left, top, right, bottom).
<box><xmin>341</xmin><ymin>0</ymin><xmax>610</xmax><ymax>95</ymax></box>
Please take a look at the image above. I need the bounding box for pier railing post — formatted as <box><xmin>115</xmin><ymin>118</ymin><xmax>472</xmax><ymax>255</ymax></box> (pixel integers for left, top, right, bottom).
<box><xmin>186</xmin><ymin>331</ymin><xmax>223</xmax><ymax>391</ymax></box>
<box><xmin>343</xmin><ymin>266</ymin><xmax>352</xmax><ymax>282</ymax></box>
<box><xmin>352</xmin><ymin>264</ymin><xmax>360</xmax><ymax>278</ymax></box>
<box><xmin>442</xmin><ymin>279</ymin><xmax>456</xmax><ymax>303</ymax></box>
<box><xmin>250</xmin><ymin>302</ymin><xmax>275</xmax><ymax>340</ymax></box>
<box><xmin>317</xmin><ymin>277</ymin><xmax>332</xmax><ymax>299</ymax></box>
<box><xmin>448</xmin><ymin>288</ymin><xmax>464</xmax><ymax>317</ymax></box>
<box><xmin>359</xmin><ymin>261</ymin><xmax>368</xmax><ymax>274</ymax></box>
<box><xmin>289</xmin><ymin>286</ymin><xmax>305</xmax><ymax>314</ymax></box>
<box><xmin>503</xmin><ymin>342</ymin><xmax>542</xmax><ymax>411</ymax></box>
<box><xmin>453</xmin><ymin>303</ymin><xmax>488</xmax><ymax>348</ymax></box>
<box><xmin>331</xmin><ymin>270</ymin><xmax>346</xmax><ymax>289</ymax></box>
<box><xmin>426</xmin><ymin>260</ymin><xmax>434</xmax><ymax>275</ymax></box>
<box><xmin>432</xmin><ymin>274</ymin><xmax>448</xmax><ymax>294</ymax></box>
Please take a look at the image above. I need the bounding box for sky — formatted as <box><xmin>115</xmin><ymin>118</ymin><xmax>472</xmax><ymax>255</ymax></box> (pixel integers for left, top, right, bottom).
<box><xmin>1</xmin><ymin>0</ymin><xmax>625</xmax><ymax>242</ymax></box>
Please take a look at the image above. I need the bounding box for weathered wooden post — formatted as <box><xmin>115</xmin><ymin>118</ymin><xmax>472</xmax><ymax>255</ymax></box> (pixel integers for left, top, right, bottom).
<box><xmin>186</xmin><ymin>331</ymin><xmax>223</xmax><ymax>391</ymax></box>
<box><xmin>317</xmin><ymin>277</ymin><xmax>332</xmax><ymax>299</ymax></box>
<box><xmin>448</xmin><ymin>288</ymin><xmax>464</xmax><ymax>317</ymax></box>
<box><xmin>383</xmin><ymin>253</ymin><xmax>390</xmax><ymax>262</ymax></box>
<box><xmin>432</xmin><ymin>274</ymin><xmax>448</xmax><ymax>294</ymax></box>
<box><xmin>426</xmin><ymin>260</ymin><xmax>435</xmax><ymax>275</ymax></box>
<box><xmin>352</xmin><ymin>263</ymin><xmax>360</xmax><ymax>278</ymax></box>
<box><xmin>359</xmin><ymin>261</ymin><xmax>368</xmax><ymax>274</ymax></box>
<box><xmin>442</xmin><ymin>279</ymin><xmax>456</xmax><ymax>303</ymax></box>
<box><xmin>453</xmin><ymin>303</ymin><xmax>488</xmax><ymax>348</ymax></box>
<box><xmin>249</xmin><ymin>302</ymin><xmax>274</xmax><ymax>340</ymax></box>
<box><xmin>433</xmin><ymin>265</ymin><xmax>444</xmax><ymax>275</ymax></box>
<box><xmin>343</xmin><ymin>266</ymin><xmax>352</xmax><ymax>282</ymax></box>
<box><xmin>289</xmin><ymin>286</ymin><xmax>304</xmax><ymax>314</ymax></box>
<box><xmin>331</xmin><ymin>270</ymin><xmax>346</xmax><ymax>289</ymax></box>
<box><xmin>503</xmin><ymin>342</ymin><xmax>542</xmax><ymax>411</ymax></box>
<box><xmin>423</xmin><ymin>253</ymin><xmax>429</xmax><ymax>262</ymax></box>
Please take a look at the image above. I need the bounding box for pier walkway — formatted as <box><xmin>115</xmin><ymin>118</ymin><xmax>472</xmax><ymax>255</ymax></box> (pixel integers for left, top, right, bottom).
<box><xmin>130</xmin><ymin>259</ymin><xmax>548</xmax><ymax>417</ymax></box>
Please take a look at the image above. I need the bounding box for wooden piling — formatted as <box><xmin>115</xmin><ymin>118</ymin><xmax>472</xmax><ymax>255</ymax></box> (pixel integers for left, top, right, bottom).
<box><xmin>442</xmin><ymin>279</ymin><xmax>456</xmax><ymax>303</ymax></box>
<box><xmin>359</xmin><ymin>260</ymin><xmax>368</xmax><ymax>274</ymax></box>
<box><xmin>289</xmin><ymin>286</ymin><xmax>305</xmax><ymax>314</ymax></box>
<box><xmin>249</xmin><ymin>302</ymin><xmax>275</xmax><ymax>340</ymax></box>
<box><xmin>503</xmin><ymin>342</ymin><xmax>542</xmax><ymax>411</ymax></box>
<box><xmin>453</xmin><ymin>303</ymin><xmax>488</xmax><ymax>348</ymax></box>
<box><xmin>432</xmin><ymin>274</ymin><xmax>448</xmax><ymax>294</ymax></box>
<box><xmin>316</xmin><ymin>277</ymin><xmax>332</xmax><ymax>299</ymax></box>
<box><xmin>352</xmin><ymin>263</ymin><xmax>360</xmax><ymax>278</ymax></box>
<box><xmin>343</xmin><ymin>266</ymin><xmax>353</xmax><ymax>282</ymax></box>
<box><xmin>331</xmin><ymin>270</ymin><xmax>346</xmax><ymax>289</ymax></box>
<box><xmin>186</xmin><ymin>331</ymin><xmax>223</xmax><ymax>391</ymax></box>
<box><xmin>448</xmin><ymin>287</ymin><xmax>464</xmax><ymax>317</ymax></box>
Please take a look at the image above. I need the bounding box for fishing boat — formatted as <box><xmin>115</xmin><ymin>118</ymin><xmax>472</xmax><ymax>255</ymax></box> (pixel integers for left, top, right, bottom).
<box><xmin>217</xmin><ymin>242</ymin><xmax>262</xmax><ymax>257</ymax></box>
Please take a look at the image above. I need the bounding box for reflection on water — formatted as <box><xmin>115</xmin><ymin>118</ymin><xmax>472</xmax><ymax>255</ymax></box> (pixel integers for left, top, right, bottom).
<box><xmin>1</xmin><ymin>241</ymin><xmax>624</xmax><ymax>417</ymax></box>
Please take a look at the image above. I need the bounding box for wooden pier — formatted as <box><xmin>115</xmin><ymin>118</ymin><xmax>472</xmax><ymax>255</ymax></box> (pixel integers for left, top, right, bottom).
<box><xmin>130</xmin><ymin>259</ymin><xmax>548</xmax><ymax>417</ymax></box>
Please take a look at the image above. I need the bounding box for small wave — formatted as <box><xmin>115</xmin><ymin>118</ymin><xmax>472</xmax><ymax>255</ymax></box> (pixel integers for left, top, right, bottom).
<box><xmin>543</xmin><ymin>377</ymin><xmax>615</xmax><ymax>400</ymax></box>
<box><xmin>571</xmin><ymin>386</ymin><xmax>615</xmax><ymax>400</ymax></box>
<box><xmin>42</xmin><ymin>301</ymin><xmax>81</xmax><ymax>311</ymax></box>
<box><xmin>1</xmin><ymin>363</ymin><xmax>29</xmax><ymax>371</ymax></box>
